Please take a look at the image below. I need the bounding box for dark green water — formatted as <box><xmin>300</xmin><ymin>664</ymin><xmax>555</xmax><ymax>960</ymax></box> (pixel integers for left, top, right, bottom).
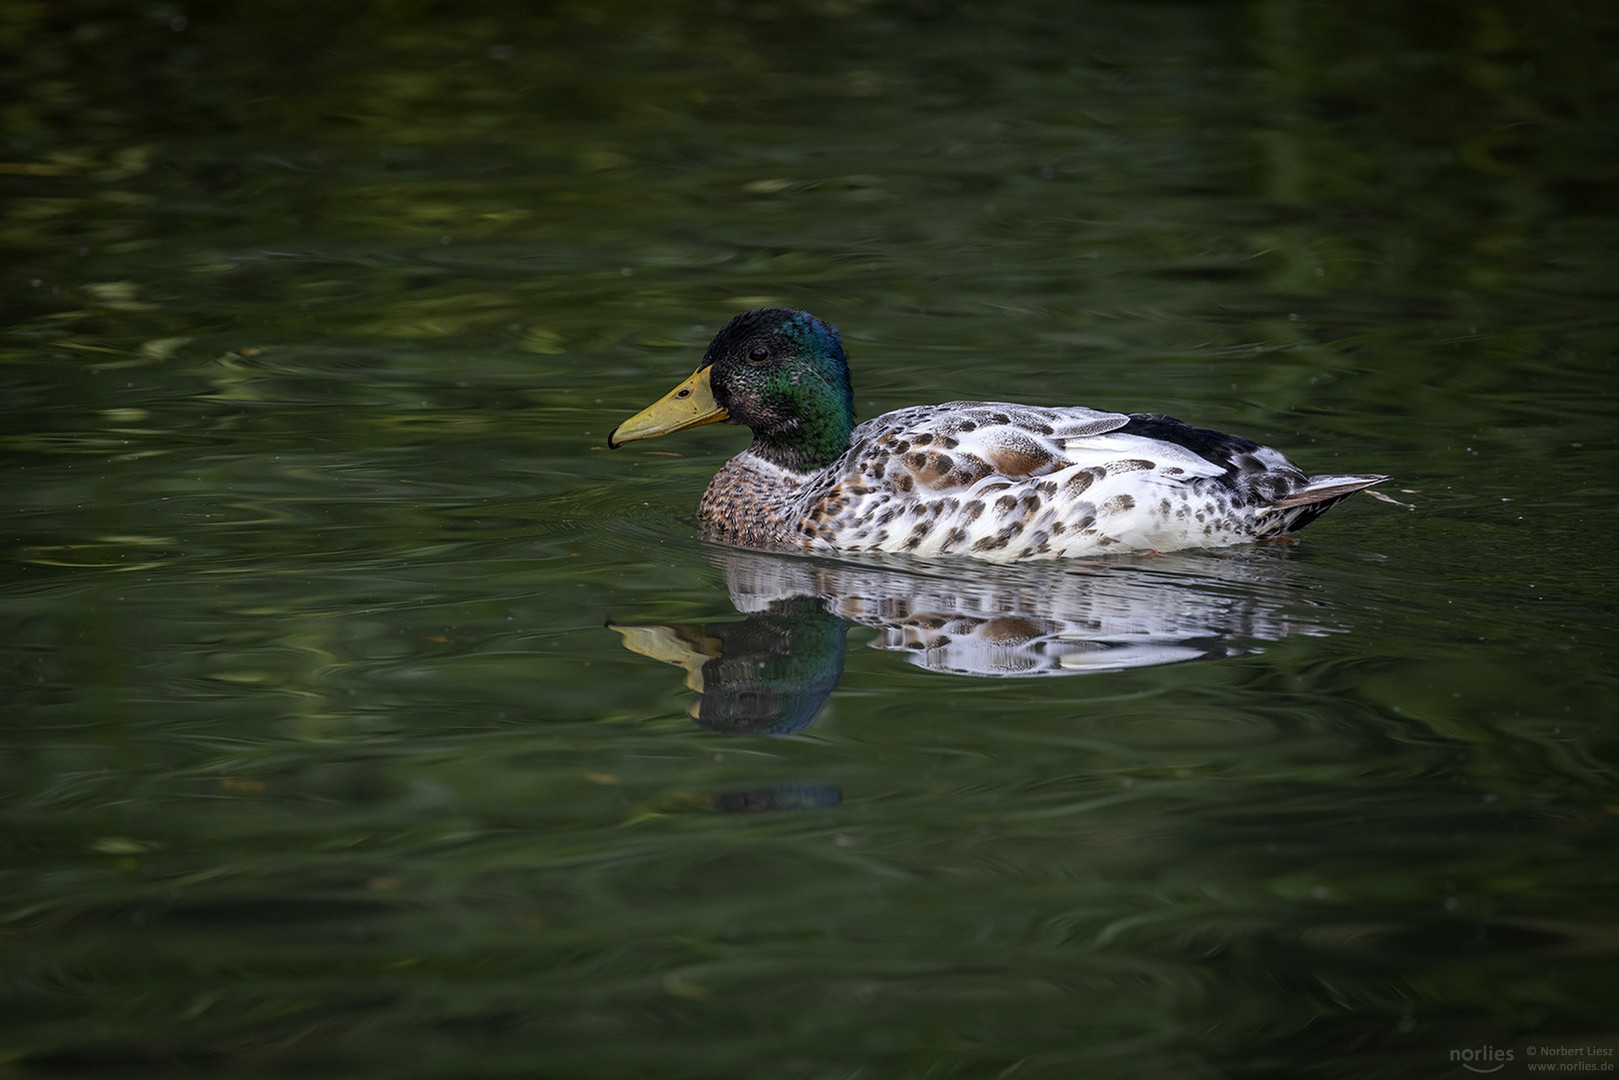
<box><xmin>4</xmin><ymin>2</ymin><xmax>1616</xmax><ymax>1077</ymax></box>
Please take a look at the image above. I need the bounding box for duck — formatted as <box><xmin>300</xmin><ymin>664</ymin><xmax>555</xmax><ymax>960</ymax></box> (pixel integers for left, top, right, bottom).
<box><xmin>607</xmin><ymin>308</ymin><xmax>1386</xmax><ymax>562</ymax></box>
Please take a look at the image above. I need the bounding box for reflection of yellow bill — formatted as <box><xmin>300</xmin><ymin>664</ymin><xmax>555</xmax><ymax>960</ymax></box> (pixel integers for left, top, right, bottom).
<box><xmin>607</xmin><ymin>366</ymin><xmax>727</xmax><ymax>448</ymax></box>
<box><xmin>606</xmin><ymin>621</ymin><xmax>721</xmax><ymax>721</ymax></box>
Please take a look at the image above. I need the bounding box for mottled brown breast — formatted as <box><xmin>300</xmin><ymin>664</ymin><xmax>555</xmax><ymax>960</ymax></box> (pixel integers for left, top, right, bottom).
<box><xmin>698</xmin><ymin>455</ymin><xmax>809</xmax><ymax>549</ymax></box>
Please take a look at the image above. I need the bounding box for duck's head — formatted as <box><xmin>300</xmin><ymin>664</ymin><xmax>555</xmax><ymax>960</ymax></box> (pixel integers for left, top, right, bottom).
<box><xmin>608</xmin><ymin>308</ymin><xmax>856</xmax><ymax>472</ymax></box>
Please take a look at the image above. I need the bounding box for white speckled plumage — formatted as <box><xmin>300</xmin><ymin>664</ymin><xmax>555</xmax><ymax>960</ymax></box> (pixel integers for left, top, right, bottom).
<box><xmin>705</xmin><ymin>401</ymin><xmax>1380</xmax><ymax>560</ymax></box>
<box><xmin>611</xmin><ymin>309</ymin><xmax>1386</xmax><ymax>562</ymax></box>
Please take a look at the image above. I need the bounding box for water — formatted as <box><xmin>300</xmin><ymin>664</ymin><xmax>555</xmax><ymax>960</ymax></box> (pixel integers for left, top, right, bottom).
<box><xmin>3</xmin><ymin>2</ymin><xmax>1616</xmax><ymax>1077</ymax></box>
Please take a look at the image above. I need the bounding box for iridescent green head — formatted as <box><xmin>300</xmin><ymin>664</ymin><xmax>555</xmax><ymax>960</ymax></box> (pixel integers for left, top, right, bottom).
<box><xmin>608</xmin><ymin>308</ymin><xmax>857</xmax><ymax>472</ymax></box>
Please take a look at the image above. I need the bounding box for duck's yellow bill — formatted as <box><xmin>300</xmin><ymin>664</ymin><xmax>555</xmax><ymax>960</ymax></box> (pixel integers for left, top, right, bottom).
<box><xmin>607</xmin><ymin>366</ymin><xmax>729</xmax><ymax>448</ymax></box>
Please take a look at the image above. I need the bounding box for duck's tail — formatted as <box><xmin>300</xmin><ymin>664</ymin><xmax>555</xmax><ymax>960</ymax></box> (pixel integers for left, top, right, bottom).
<box><xmin>1256</xmin><ymin>473</ymin><xmax>1389</xmax><ymax>534</ymax></box>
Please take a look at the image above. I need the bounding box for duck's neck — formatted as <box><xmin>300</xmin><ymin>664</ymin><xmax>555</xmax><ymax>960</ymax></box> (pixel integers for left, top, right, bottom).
<box><xmin>748</xmin><ymin>400</ymin><xmax>855</xmax><ymax>474</ymax></box>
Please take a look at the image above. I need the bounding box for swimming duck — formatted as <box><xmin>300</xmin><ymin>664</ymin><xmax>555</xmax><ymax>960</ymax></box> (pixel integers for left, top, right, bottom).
<box><xmin>608</xmin><ymin>308</ymin><xmax>1385</xmax><ymax>561</ymax></box>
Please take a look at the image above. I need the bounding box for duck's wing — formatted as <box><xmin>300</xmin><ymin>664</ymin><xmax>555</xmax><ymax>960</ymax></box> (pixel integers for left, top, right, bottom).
<box><xmin>841</xmin><ymin>400</ymin><xmax>1135</xmax><ymax>490</ymax></box>
<box><xmin>800</xmin><ymin>402</ymin><xmax>1176</xmax><ymax>557</ymax></box>
<box><xmin>803</xmin><ymin>403</ymin><xmax>1378</xmax><ymax>559</ymax></box>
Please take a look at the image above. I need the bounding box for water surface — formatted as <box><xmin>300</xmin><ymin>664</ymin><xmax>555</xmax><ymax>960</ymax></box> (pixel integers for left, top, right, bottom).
<box><xmin>3</xmin><ymin>2</ymin><xmax>1616</xmax><ymax>1077</ymax></box>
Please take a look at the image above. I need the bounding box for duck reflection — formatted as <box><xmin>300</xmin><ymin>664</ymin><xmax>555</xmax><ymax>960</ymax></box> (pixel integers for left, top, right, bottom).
<box><xmin>609</xmin><ymin>595</ymin><xmax>848</xmax><ymax>736</ymax></box>
<box><xmin>611</xmin><ymin>546</ymin><xmax>1329</xmax><ymax>737</ymax></box>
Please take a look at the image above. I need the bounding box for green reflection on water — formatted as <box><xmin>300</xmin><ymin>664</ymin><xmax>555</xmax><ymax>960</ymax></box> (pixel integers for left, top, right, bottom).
<box><xmin>2</xmin><ymin>0</ymin><xmax>1616</xmax><ymax>1077</ymax></box>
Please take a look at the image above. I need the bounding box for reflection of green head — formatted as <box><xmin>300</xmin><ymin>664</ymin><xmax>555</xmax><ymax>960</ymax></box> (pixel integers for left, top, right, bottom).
<box><xmin>691</xmin><ymin>600</ymin><xmax>848</xmax><ymax>734</ymax></box>
<box><xmin>702</xmin><ymin>308</ymin><xmax>857</xmax><ymax>472</ymax></box>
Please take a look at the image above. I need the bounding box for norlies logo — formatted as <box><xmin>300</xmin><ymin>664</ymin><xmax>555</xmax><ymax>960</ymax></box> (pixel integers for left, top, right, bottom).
<box><xmin>1452</xmin><ymin>1046</ymin><xmax>1515</xmax><ymax>1073</ymax></box>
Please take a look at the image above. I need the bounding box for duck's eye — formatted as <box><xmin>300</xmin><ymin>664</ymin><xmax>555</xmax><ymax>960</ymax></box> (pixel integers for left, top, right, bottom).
<box><xmin>747</xmin><ymin>346</ymin><xmax>771</xmax><ymax>365</ymax></box>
